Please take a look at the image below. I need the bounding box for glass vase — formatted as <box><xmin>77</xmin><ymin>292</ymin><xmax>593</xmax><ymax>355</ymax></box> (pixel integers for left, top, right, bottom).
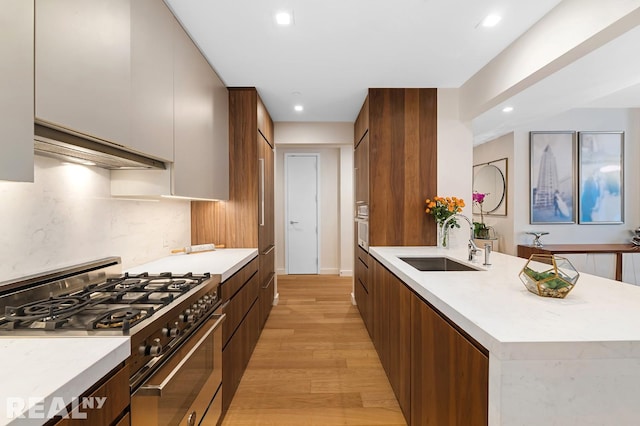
<box><xmin>437</xmin><ymin>221</ymin><xmax>449</xmax><ymax>248</ymax></box>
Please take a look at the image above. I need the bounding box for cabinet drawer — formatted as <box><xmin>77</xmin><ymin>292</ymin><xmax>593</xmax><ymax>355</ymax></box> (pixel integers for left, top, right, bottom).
<box><xmin>355</xmin><ymin>256</ymin><xmax>369</xmax><ymax>293</ymax></box>
<box><xmin>357</xmin><ymin>246</ymin><xmax>369</xmax><ymax>267</ymax></box>
<box><xmin>259</xmin><ymin>246</ymin><xmax>275</xmax><ymax>287</ymax></box>
<box><xmin>220</xmin><ymin>257</ymin><xmax>258</xmax><ymax>301</ymax></box>
<box><xmin>54</xmin><ymin>364</ymin><xmax>129</xmax><ymax>425</ymax></box>
<box><xmin>222</xmin><ymin>300</ymin><xmax>260</xmax><ymax>413</ymax></box>
<box><xmin>222</xmin><ymin>272</ymin><xmax>259</xmax><ymax>347</ymax></box>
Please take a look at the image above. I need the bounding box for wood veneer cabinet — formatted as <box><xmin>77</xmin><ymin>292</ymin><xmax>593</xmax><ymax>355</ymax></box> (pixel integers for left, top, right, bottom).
<box><xmin>371</xmin><ymin>261</ymin><xmax>411</xmax><ymax>422</ymax></box>
<box><xmin>370</xmin><ymin>259</ymin><xmax>488</xmax><ymax>425</ymax></box>
<box><xmin>192</xmin><ymin>88</ymin><xmax>275</xmax><ymax>329</ymax></box>
<box><xmin>0</xmin><ymin>0</ymin><xmax>33</xmax><ymax>182</ymax></box>
<box><xmin>354</xmin><ymin>246</ymin><xmax>372</xmax><ymax>337</ymax></box>
<box><xmin>219</xmin><ymin>257</ymin><xmax>260</xmax><ymax>413</ymax></box>
<box><xmin>354</xmin><ymin>88</ymin><xmax>438</xmax><ymax>247</ymax></box>
<box><xmin>52</xmin><ymin>364</ymin><xmax>130</xmax><ymax>425</ymax></box>
<box><xmin>411</xmin><ymin>292</ymin><xmax>488</xmax><ymax>426</ymax></box>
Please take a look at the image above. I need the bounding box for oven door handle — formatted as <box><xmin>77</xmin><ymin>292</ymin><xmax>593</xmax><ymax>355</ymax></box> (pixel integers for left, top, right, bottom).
<box><xmin>135</xmin><ymin>313</ymin><xmax>226</xmax><ymax>396</ymax></box>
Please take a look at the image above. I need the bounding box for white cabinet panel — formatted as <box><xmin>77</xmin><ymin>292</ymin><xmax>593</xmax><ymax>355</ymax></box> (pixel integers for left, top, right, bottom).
<box><xmin>35</xmin><ymin>0</ymin><xmax>131</xmax><ymax>146</ymax></box>
<box><xmin>173</xmin><ymin>22</ymin><xmax>229</xmax><ymax>200</ymax></box>
<box><xmin>112</xmin><ymin>15</ymin><xmax>228</xmax><ymax>201</ymax></box>
<box><xmin>130</xmin><ymin>0</ymin><xmax>174</xmax><ymax>161</ymax></box>
<box><xmin>0</xmin><ymin>0</ymin><xmax>34</xmax><ymax>182</ymax></box>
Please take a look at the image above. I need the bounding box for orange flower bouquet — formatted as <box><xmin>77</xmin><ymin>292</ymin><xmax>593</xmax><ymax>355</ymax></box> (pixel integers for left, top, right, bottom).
<box><xmin>425</xmin><ymin>196</ymin><xmax>465</xmax><ymax>247</ymax></box>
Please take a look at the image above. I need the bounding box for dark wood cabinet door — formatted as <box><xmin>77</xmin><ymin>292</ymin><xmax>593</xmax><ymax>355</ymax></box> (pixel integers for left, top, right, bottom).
<box><xmin>354</xmin><ymin>132</ymin><xmax>369</xmax><ymax>206</ymax></box>
<box><xmin>258</xmin><ymin>134</ymin><xmax>275</xmax><ymax>252</ymax></box>
<box><xmin>388</xmin><ymin>273</ymin><xmax>411</xmax><ymax>422</ymax></box>
<box><xmin>259</xmin><ymin>273</ymin><xmax>275</xmax><ymax>329</ymax></box>
<box><xmin>372</xmin><ymin>261</ymin><xmax>390</xmax><ymax>373</ymax></box>
<box><xmin>222</xmin><ymin>299</ymin><xmax>260</xmax><ymax>413</ymax></box>
<box><xmin>366</xmin><ymin>88</ymin><xmax>437</xmax><ymax>247</ymax></box>
<box><xmin>354</xmin><ymin>248</ymin><xmax>372</xmax><ymax>338</ymax></box>
<box><xmin>411</xmin><ymin>293</ymin><xmax>488</xmax><ymax>426</ymax></box>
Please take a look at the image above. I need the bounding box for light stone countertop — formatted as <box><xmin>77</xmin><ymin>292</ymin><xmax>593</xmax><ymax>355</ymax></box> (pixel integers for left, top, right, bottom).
<box><xmin>125</xmin><ymin>248</ymin><xmax>258</xmax><ymax>282</ymax></box>
<box><xmin>0</xmin><ymin>337</ymin><xmax>130</xmax><ymax>426</ymax></box>
<box><xmin>0</xmin><ymin>249</ymin><xmax>257</xmax><ymax>426</ymax></box>
<box><xmin>371</xmin><ymin>246</ymin><xmax>640</xmax><ymax>424</ymax></box>
<box><xmin>369</xmin><ymin>246</ymin><xmax>640</xmax><ymax>360</ymax></box>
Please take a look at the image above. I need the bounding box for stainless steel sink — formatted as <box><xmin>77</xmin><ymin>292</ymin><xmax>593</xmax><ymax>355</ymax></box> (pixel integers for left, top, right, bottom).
<box><xmin>399</xmin><ymin>256</ymin><xmax>480</xmax><ymax>272</ymax></box>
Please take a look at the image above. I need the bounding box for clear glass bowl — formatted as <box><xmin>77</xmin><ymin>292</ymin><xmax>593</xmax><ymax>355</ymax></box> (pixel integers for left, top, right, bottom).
<box><xmin>519</xmin><ymin>254</ymin><xmax>579</xmax><ymax>298</ymax></box>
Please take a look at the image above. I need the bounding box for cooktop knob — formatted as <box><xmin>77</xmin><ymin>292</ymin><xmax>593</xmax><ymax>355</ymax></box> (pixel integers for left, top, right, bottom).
<box><xmin>149</xmin><ymin>338</ymin><xmax>163</xmax><ymax>356</ymax></box>
<box><xmin>138</xmin><ymin>345</ymin><xmax>148</xmax><ymax>356</ymax></box>
<box><xmin>162</xmin><ymin>326</ymin><xmax>179</xmax><ymax>337</ymax></box>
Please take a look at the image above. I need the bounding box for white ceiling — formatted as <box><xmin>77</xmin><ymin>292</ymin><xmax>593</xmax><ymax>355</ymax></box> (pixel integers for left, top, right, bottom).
<box><xmin>472</xmin><ymin>23</ymin><xmax>640</xmax><ymax>144</ymax></box>
<box><xmin>165</xmin><ymin>0</ymin><xmax>563</xmax><ymax>123</ymax></box>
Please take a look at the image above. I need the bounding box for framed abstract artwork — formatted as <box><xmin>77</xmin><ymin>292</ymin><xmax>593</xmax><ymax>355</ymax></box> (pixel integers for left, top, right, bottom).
<box><xmin>529</xmin><ymin>131</ymin><xmax>576</xmax><ymax>224</ymax></box>
<box><xmin>578</xmin><ymin>131</ymin><xmax>624</xmax><ymax>224</ymax></box>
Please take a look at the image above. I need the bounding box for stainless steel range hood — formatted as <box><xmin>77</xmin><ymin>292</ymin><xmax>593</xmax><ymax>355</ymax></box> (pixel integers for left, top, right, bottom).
<box><xmin>34</xmin><ymin>123</ymin><xmax>166</xmax><ymax>170</ymax></box>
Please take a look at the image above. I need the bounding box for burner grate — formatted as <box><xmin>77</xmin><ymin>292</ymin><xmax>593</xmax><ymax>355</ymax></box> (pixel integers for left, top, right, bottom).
<box><xmin>91</xmin><ymin>307</ymin><xmax>154</xmax><ymax>333</ymax></box>
<box><xmin>0</xmin><ymin>271</ymin><xmax>213</xmax><ymax>333</ymax></box>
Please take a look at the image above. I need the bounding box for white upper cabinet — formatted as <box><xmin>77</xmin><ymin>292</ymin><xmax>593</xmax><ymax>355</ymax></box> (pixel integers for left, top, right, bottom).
<box><xmin>0</xmin><ymin>0</ymin><xmax>34</xmax><ymax>182</ymax></box>
<box><xmin>172</xmin><ymin>22</ymin><xmax>229</xmax><ymax>200</ymax></box>
<box><xmin>111</xmin><ymin>6</ymin><xmax>229</xmax><ymax>200</ymax></box>
<box><xmin>130</xmin><ymin>0</ymin><xmax>174</xmax><ymax>161</ymax></box>
<box><xmin>35</xmin><ymin>0</ymin><xmax>132</xmax><ymax>146</ymax></box>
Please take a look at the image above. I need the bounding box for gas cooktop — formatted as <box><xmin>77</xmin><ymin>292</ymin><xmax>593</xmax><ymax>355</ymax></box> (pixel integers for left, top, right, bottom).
<box><xmin>0</xmin><ymin>272</ymin><xmax>212</xmax><ymax>333</ymax></box>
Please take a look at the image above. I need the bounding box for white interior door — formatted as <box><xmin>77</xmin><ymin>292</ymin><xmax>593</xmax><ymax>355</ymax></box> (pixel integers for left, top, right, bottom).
<box><xmin>285</xmin><ymin>154</ymin><xmax>319</xmax><ymax>274</ymax></box>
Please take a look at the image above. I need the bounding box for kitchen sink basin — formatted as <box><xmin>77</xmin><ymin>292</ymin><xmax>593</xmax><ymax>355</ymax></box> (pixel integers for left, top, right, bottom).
<box><xmin>399</xmin><ymin>256</ymin><xmax>480</xmax><ymax>272</ymax></box>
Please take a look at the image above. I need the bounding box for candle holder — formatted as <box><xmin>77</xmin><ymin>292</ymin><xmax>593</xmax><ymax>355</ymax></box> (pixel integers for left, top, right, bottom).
<box><xmin>519</xmin><ymin>254</ymin><xmax>579</xmax><ymax>299</ymax></box>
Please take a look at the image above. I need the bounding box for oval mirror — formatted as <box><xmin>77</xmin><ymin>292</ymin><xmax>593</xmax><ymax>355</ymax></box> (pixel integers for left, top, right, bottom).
<box><xmin>473</xmin><ymin>164</ymin><xmax>505</xmax><ymax>213</ymax></box>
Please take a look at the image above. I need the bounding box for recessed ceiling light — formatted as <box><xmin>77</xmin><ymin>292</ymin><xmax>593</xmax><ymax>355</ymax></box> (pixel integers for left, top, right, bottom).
<box><xmin>502</xmin><ymin>106</ymin><xmax>514</xmax><ymax>113</ymax></box>
<box><xmin>481</xmin><ymin>14</ymin><xmax>502</xmax><ymax>28</ymax></box>
<box><xmin>275</xmin><ymin>11</ymin><xmax>293</xmax><ymax>26</ymax></box>
<box><xmin>294</xmin><ymin>105</ymin><xmax>304</xmax><ymax>112</ymax></box>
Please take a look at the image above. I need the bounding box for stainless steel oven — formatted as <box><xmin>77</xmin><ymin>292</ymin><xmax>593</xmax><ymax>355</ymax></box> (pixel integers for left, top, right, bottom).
<box><xmin>356</xmin><ymin>204</ymin><xmax>369</xmax><ymax>251</ymax></box>
<box><xmin>0</xmin><ymin>258</ymin><xmax>226</xmax><ymax>426</ymax></box>
<box><xmin>131</xmin><ymin>309</ymin><xmax>225</xmax><ymax>426</ymax></box>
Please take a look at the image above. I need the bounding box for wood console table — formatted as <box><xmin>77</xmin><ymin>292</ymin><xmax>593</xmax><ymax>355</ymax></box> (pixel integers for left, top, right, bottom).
<box><xmin>517</xmin><ymin>244</ymin><xmax>640</xmax><ymax>282</ymax></box>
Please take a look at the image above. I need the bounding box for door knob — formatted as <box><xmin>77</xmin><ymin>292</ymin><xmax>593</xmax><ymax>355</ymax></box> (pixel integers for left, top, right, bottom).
<box><xmin>290</xmin><ymin>220</ymin><xmax>299</xmax><ymax>225</ymax></box>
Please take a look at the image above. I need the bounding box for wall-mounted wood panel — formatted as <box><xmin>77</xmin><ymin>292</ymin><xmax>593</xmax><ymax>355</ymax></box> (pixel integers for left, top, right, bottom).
<box><xmin>191</xmin><ymin>201</ymin><xmax>225</xmax><ymax>246</ymax></box>
<box><xmin>367</xmin><ymin>88</ymin><xmax>437</xmax><ymax>247</ymax></box>
<box><xmin>225</xmin><ymin>89</ymin><xmax>260</xmax><ymax>248</ymax></box>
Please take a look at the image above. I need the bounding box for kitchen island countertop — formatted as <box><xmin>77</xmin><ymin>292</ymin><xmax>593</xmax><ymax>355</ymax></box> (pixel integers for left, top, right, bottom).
<box><xmin>370</xmin><ymin>246</ymin><xmax>640</xmax><ymax>425</ymax></box>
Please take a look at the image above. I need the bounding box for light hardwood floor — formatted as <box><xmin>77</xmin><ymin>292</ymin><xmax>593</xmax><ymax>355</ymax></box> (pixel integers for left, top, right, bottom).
<box><xmin>221</xmin><ymin>275</ymin><xmax>406</xmax><ymax>426</ymax></box>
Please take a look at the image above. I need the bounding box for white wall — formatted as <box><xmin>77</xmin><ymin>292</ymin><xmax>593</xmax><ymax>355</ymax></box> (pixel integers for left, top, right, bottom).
<box><xmin>274</xmin><ymin>121</ymin><xmax>354</xmax><ymax>276</ymax></box>
<box><xmin>476</xmin><ymin>107</ymin><xmax>640</xmax><ymax>283</ymax></box>
<box><xmin>339</xmin><ymin>146</ymin><xmax>354</xmax><ymax>276</ymax></box>
<box><xmin>437</xmin><ymin>89</ymin><xmax>475</xmax><ymax>247</ymax></box>
<box><xmin>275</xmin><ymin>122</ymin><xmax>353</xmax><ymax>145</ymax></box>
<box><xmin>513</xmin><ymin>108</ymin><xmax>637</xmax><ymax>246</ymax></box>
<box><xmin>473</xmin><ymin>133</ymin><xmax>515</xmax><ymax>254</ymax></box>
<box><xmin>275</xmin><ymin>146</ymin><xmax>344</xmax><ymax>275</ymax></box>
<box><xmin>0</xmin><ymin>156</ymin><xmax>191</xmax><ymax>283</ymax></box>
<box><xmin>460</xmin><ymin>0</ymin><xmax>640</xmax><ymax>120</ymax></box>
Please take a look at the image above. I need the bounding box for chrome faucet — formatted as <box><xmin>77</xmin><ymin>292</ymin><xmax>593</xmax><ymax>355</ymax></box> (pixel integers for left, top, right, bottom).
<box><xmin>441</xmin><ymin>213</ymin><xmax>481</xmax><ymax>261</ymax></box>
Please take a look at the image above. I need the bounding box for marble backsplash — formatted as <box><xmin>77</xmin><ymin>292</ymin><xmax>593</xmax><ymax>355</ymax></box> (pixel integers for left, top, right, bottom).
<box><xmin>0</xmin><ymin>156</ymin><xmax>191</xmax><ymax>283</ymax></box>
